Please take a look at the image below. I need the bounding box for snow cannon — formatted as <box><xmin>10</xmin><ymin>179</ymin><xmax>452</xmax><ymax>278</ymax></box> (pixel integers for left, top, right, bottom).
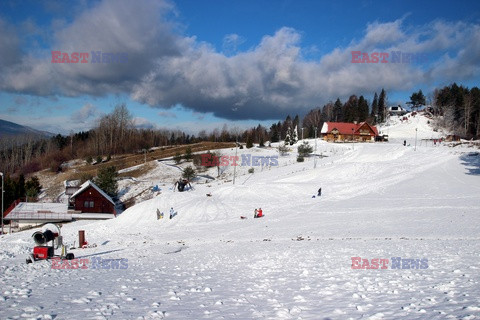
<box><xmin>32</xmin><ymin>229</ymin><xmax>57</xmax><ymax>246</ymax></box>
<box><xmin>26</xmin><ymin>223</ymin><xmax>74</xmax><ymax>263</ymax></box>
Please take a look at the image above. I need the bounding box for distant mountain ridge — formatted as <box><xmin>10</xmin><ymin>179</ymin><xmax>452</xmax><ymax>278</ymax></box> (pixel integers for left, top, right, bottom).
<box><xmin>0</xmin><ymin>118</ymin><xmax>53</xmax><ymax>145</ymax></box>
<box><xmin>0</xmin><ymin>118</ymin><xmax>53</xmax><ymax>136</ymax></box>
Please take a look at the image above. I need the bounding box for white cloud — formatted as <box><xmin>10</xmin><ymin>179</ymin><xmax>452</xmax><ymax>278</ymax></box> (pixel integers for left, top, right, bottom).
<box><xmin>158</xmin><ymin>111</ymin><xmax>177</xmax><ymax>118</ymax></box>
<box><xmin>71</xmin><ymin>103</ymin><xmax>99</xmax><ymax>123</ymax></box>
<box><xmin>222</xmin><ymin>33</ymin><xmax>246</xmax><ymax>55</ymax></box>
<box><xmin>133</xmin><ymin>117</ymin><xmax>157</xmax><ymax>129</ymax></box>
<box><xmin>0</xmin><ymin>0</ymin><xmax>479</xmax><ymax>122</ymax></box>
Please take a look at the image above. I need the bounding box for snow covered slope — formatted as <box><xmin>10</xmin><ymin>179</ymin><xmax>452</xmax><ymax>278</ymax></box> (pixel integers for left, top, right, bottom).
<box><xmin>1</xmin><ymin>115</ymin><xmax>479</xmax><ymax>319</ymax></box>
<box><xmin>379</xmin><ymin>112</ymin><xmax>444</xmax><ymax>142</ymax></box>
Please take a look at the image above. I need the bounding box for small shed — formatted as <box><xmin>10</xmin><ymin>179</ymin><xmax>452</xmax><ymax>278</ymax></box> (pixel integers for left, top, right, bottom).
<box><xmin>70</xmin><ymin>180</ymin><xmax>115</xmax><ymax>216</ymax></box>
<box><xmin>388</xmin><ymin>106</ymin><xmax>407</xmax><ymax>116</ymax></box>
<box><xmin>65</xmin><ymin>179</ymin><xmax>81</xmax><ymax>196</ymax></box>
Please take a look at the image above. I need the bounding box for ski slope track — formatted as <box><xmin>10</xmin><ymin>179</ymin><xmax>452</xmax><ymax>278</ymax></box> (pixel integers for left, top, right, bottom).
<box><xmin>1</xmin><ymin>114</ymin><xmax>480</xmax><ymax>319</ymax></box>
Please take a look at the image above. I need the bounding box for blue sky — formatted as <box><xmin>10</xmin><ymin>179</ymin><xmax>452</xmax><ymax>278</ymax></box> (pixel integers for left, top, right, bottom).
<box><xmin>0</xmin><ymin>0</ymin><xmax>479</xmax><ymax>134</ymax></box>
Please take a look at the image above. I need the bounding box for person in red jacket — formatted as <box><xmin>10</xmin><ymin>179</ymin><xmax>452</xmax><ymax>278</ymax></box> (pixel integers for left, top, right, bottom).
<box><xmin>257</xmin><ymin>208</ymin><xmax>263</xmax><ymax>218</ymax></box>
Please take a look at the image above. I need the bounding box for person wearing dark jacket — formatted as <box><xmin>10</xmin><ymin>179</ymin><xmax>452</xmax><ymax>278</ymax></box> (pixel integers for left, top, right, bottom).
<box><xmin>317</xmin><ymin>188</ymin><xmax>322</xmax><ymax>197</ymax></box>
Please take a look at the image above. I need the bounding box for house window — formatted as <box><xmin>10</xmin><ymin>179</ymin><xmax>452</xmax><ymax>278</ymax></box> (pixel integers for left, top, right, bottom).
<box><xmin>83</xmin><ymin>201</ymin><xmax>94</xmax><ymax>208</ymax></box>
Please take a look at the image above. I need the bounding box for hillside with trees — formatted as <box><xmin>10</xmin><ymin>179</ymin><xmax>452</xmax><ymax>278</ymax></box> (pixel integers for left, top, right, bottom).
<box><xmin>433</xmin><ymin>83</ymin><xmax>480</xmax><ymax>139</ymax></box>
<box><xmin>1</xmin><ymin>84</ymin><xmax>479</xmax><ymax>212</ymax></box>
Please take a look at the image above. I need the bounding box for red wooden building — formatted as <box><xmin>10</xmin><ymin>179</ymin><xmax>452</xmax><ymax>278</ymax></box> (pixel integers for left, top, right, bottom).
<box><xmin>70</xmin><ymin>180</ymin><xmax>115</xmax><ymax>215</ymax></box>
<box><xmin>321</xmin><ymin>122</ymin><xmax>379</xmax><ymax>142</ymax></box>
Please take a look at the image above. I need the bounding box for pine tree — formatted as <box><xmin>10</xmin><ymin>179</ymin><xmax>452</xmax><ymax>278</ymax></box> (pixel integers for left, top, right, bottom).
<box><xmin>25</xmin><ymin>176</ymin><xmax>42</xmax><ymax>200</ymax></box>
<box><xmin>246</xmin><ymin>135</ymin><xmax>254</xmax><ymax>148</ymax></box>
<box><xmin>183</xmin><ymin>147</ymin><xmax>192</xmax><ymax>161</ymax></box>
<box><xmin>408</xmin><ymin>89</ymin><xmax>426</xmax><ymax>110</ymax></box>
<box><xmin>293</xmin><ymin>115</ymin><xmax>300</xmax><ymax>130</ymax></box>
<box><xmin>282</xmin><ymin>115</ymin><xmax>292</xmax><ymax>140</ymax></box>
<box><xmin>297</xmin><ymin>141</ymin><xmax>313</xmax><ymax>157</ymax></box>
<box><xmin>358</xmin><ymin>96</ymin><xmax>369</xmax><ymax>122</ymax></box>
<box><xmin>334</xmin><ymin>98</ymin><xmax>343</xmax><ymax>122</ymax></box>
<box><xmin>173</xmin><ymin>152</ymin><xmax>182</xmax><ymax>164</ymax></box>
<box><xmin>343</xmin><ymin>95</ymin><xmax>358</xmax><ymax>123</ymax></box>
<box><xmin>17</xmin><ymin>174</ymin><xmax>26</xmax><ymax>198</ymax></box>
<box><xmin>270</xmin><ymin>123</ymin><xmax>280</xmax><ymax>142</ymax></box>
<box><xmin>292</xmin><ymin>125</ymin><xmax>298</xmax><ymax>145</ymax></box>
<box><xmin>95</xmin><ymin>166</ymin><xmax>118</xmax><ymax>197</ymax></box>
<box><xmin>259</xmin><ymin>136</ymin><xmax>265</xmax><ymax>147</ymax></box>
<box><xmin>378</xmin><ymin>89</ymin><xmax>387</xmax><ymax>123</ymax></box>
<box><xmin>285</xmin><ymin>127</ymin><xmax>292</xmax><ymax>145</ymax></box>
<box><xmin>371</xmin><ymin>92</ymin><xmax>379</xmax><ymax>123</ymax></box>
<box><xmin>182</xmin><ymin>166</ymin><xmax>196</xmax><ymax>180</ymax></box>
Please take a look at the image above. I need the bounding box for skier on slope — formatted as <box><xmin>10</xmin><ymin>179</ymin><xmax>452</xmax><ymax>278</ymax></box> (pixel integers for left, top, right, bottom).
<box><xmin>169</xmin><ymin>207</ymin><xmax>175</xmax><ymax>219</ymax></box>
<box><xmin>317</xmin><ymin>188</ymin><xmax>322</xmax><ymax>197</ymax></box>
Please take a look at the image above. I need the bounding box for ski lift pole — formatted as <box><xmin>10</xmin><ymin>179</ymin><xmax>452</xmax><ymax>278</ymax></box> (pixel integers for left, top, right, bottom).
<box><xmin>314</xmin><ymin>127</ymin><xmax>317</xmax><ymax>169</ymax></box>
<box><xmin>414</xmin><ymin>128</ymin><xmax>418</xmax><ymax>151</ymax></box>
<box><xmin>233</xmin><ymin>137</ymin><xmax>238</xmax><ymax>185</ymax></box>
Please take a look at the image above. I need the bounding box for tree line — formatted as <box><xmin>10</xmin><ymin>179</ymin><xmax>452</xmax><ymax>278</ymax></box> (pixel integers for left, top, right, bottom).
<box><xmin>1</xmin><ymin>83</ymin><xmax>478</xmax><ymax>194</ymax></box>
<box><xmin>433</xmin><ymin>83</ymin><xmax>480</xmax><ymax>139</ymax></box>
<box><xmin>301</xmin><ymin>89</ymin><xmax>387</xmax><ymax>139</ymax></box>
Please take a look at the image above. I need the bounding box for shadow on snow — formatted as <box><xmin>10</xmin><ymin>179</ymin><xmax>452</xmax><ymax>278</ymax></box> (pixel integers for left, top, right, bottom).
<box><xmin>460</xmin><ymin>152</ymin><xmax>480</xmax><ymax>175</ymax></box>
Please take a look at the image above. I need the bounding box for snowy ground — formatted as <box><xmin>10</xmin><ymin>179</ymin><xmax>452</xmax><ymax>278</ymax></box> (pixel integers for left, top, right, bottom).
<box><xmin>1</xmin><ymin>114</ymin><xmax>480</xmax><ymax>319</ymax></box>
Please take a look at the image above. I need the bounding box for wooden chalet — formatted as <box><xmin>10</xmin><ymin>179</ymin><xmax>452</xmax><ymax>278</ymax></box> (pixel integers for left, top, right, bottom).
<box><xmin>70</xmin><ymin>180</ymin><xmax>116</xmax><ymax>216</ymax></box>
<box><xmin>321</xmin><ymin>122</ymin><xmax>379</xmax><ymax>142</ymax></box>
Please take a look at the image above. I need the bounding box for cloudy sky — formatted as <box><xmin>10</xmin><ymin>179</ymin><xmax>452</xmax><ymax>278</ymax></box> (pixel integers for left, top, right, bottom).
<box><xmin>0</xmin><ymin>0</ymin><xmax>479</xmax><ymax>134</ymax></box>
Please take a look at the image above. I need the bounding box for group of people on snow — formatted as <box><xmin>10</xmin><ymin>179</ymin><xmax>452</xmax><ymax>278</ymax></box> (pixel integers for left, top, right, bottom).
<box><xmin>254</xmin><ymin>208</ymin><xmax>263</xmax><ymax>218</ymax></box>
<box><xmin>156</xmin><ymin>207</ymin><xmax>177</xmax><ymax>220</ymax></box>
<box><xmin>159</xmin><ymin>187</ymin><xmax>325</xmax><ymax>221</ymax></box>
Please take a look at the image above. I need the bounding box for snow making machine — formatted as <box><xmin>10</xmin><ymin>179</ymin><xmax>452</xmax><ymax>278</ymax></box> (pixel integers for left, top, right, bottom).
<box><xmin>26</xmin><ymin>223</ymin><xmax>74</xmax><ymax>263</ymax></box>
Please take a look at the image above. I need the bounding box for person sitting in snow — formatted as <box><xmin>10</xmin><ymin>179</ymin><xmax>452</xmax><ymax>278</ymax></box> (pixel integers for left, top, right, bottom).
<box><xmin>254</xmin><ymin>208</ymin><xmax>258</xmax><ymax>218</ymax></box>
<box><xmin>256</xmin><ymin>208</ymin><xmax>263</xmax><ymax>218</ymax></box>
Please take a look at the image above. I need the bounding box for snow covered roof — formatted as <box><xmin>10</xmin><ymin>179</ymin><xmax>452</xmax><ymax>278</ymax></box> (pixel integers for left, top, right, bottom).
<box><xmin>5</xmin><ymin>202</ymin><xmax>71</xmax><ymax>221</ymax></box>
<box><xmin>70</xmin><ymin>180</ymin><xmax>115</xmax><ymax>205</ymax></box>
<box><xmin>64</xmin><ymin>179</ymin><xmax>81</xmax><ymax>187</ymax></box>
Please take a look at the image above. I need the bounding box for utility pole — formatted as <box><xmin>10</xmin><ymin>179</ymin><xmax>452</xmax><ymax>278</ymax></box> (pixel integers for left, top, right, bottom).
<box><xmin>233</xmin><ymin>137</ymin><xmax>238</xmax><ymax>184</ymax></box>
<box><xmin>352</xmin><ymin>128</ymin><xmax>354</xmax><ymax>150</ymax></box>
<box><xmin>1</xmin><ymin>172</ymin><xmax>4</xmax><ymax>235</ymax></box>
<box><xmin>278</xmin><ymin>131</ymin><xmax>281</xmax><ymax>156</ymax></box>
<box><xmin>414</xmin><ymin>128</ymin><xmax>418</xmax><ymax>151</ymax></box>
<box><xmin>314</xmin><ymin>127</ymin><xmax>317</xmax><ymax>169</ymax></box>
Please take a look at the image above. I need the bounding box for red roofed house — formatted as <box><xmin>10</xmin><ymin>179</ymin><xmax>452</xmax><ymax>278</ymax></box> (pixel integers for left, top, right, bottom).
<box><xmin>321</xmin><ymin>122</ymin><xmax>379</xmax><ymax>142</ymax></box>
